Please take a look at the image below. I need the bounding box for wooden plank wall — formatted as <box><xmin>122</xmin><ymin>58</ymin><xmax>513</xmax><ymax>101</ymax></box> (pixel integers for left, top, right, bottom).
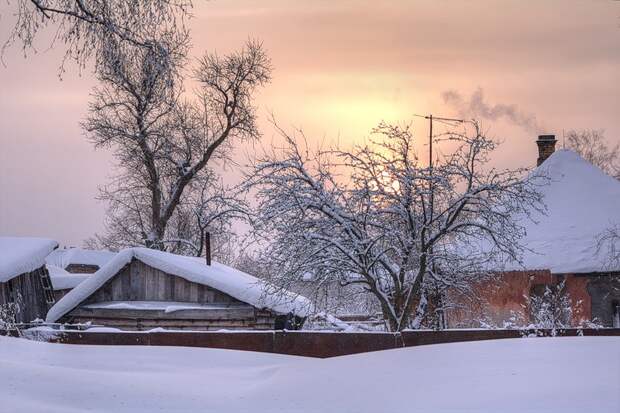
<box><xmin>0</xmin><ymin>266</ymin><xmax>52</xmax><ymax>323</ymax></box>
<box><xmin>84</xmin><ymin>260</ymin><xmax>243</xmax><ymax>305</ymax></box>
<box><xmin>67</xmin><ymin>313</ymin><xmax>277</xmax><ymax>331</ymax></box>
<box><xmin>69</xmin><ymin>259</ymin><xmax>278</xmax><ymax>331</ymax></box>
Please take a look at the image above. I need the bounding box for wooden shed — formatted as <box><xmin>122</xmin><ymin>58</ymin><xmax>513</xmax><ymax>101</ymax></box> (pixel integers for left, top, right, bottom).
<box><xmin>0</xmin><ymin>237</ymin><xmax>58</xmax><ymax>323</ymax></box>
<box><xmin>46</xmin><ymin>248</ymin><xmax>312</xmax><ymax>331</ymax></box>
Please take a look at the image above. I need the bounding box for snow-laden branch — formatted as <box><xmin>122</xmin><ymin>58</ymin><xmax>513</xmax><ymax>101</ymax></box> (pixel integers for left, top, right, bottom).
<box><xmin>247</xmin><ymin>120</ymin><xmax>546</xmax><ymax>331</ymax></box>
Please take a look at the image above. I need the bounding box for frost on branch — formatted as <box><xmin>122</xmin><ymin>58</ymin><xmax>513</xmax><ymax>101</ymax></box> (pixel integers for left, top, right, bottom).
<box><xmin>4</xmin><ymin>0</ymin><xmax>192</xmax><ymax>74</ymax></box>
<box><xmin>247</xmin><ymin>121</ymin><xmax>546</xmax><ymax>331</ymax></box>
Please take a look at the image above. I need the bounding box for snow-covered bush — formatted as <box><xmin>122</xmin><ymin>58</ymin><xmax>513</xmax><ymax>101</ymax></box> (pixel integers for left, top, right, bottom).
<box><xmin>527</xmin><ymin>279</ymin><xmax>575</xmax><ymax>335</ymax></box>
<box><xmin>0</xmin><ymin>293</ymin><xmax>22</xmax><ymax>336</ymax></box>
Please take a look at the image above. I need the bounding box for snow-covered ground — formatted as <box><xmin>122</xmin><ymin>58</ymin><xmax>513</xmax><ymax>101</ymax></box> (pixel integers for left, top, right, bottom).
<box><xmin>0</xmin><ymin>336</ymin><xmax>617</xmax><ymax>412</ymax></box>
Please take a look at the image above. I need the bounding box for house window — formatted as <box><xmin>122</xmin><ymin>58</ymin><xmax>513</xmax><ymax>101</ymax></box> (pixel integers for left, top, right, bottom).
<box><xmin>613</xmin><ymin>301</ymin><xmax>620</xmax><ymax>328</ymax></box>
<box><xmin>39</xmin><ymin>270</ymin><xmax>56</xmax><ymax>305</ymax></box>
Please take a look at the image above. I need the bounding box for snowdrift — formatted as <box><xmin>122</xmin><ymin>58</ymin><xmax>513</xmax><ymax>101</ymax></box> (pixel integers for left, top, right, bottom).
<box><xmin>0</xmin><ymin>336</ymin><xmax>617</xmax><ymax>412</ymax></box>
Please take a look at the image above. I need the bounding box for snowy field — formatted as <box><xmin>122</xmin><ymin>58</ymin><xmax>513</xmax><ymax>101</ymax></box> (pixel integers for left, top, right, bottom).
<box><xmin>0</xmin><ymin>336</ymin><xmax>618</xmax><ymax>413</ymax></box>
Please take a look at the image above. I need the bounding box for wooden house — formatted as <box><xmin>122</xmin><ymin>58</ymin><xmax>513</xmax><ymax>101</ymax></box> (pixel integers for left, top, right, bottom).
<box><xmin>46</xmin><ymin>248</ymin><xmax>312</xmax><ymax>331</ymax></box>
<box><xmin>0</xmin><ymin>237</ymin><xmax>58</xmax><ymax>323</ymax></box>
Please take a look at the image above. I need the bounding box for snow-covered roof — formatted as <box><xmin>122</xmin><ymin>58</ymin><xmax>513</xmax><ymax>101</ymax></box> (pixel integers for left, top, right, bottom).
<box><xmin>511</xmin><ymin>150</ymin><xmax>620</xmax><ymax>274</ymax></box>
<box><xmin>47</xmin><ymin>248</ymin><xmax>313</xmax><ymax>322</ymax></box>
<box><xmin>47</xmin><ymin>264</ymin><xmax>90</xmax><ymax>291</ymax></box>
<box><xmin>46</xmin><ymin>248</ymin><xmax>116</xmax><ymax>270</ymax></box>
<box><xmin>0</xmin><ymin>237</ymin><xmax>58</xmax><ymax>282</ymax></box>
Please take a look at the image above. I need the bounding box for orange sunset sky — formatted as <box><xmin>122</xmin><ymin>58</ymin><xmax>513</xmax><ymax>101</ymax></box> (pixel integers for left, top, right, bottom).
<box><xmin>1</xmin><ymin>0</ymin><xmax>619</xmax><ymax>246</ymax></box>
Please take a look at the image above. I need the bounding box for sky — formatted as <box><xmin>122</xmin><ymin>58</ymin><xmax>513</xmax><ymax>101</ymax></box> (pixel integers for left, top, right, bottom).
<box><xmin>0</xmin><ymin>0</ymin><xmax>619</xmax><ymax>246</ymax></box>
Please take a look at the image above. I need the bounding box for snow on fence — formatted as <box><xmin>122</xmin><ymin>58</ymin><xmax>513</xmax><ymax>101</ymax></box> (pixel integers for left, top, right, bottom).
<box><xmin>1</xmin><ymin>328</ymin><xmax>619</xmax><ymax>358</ymax></box>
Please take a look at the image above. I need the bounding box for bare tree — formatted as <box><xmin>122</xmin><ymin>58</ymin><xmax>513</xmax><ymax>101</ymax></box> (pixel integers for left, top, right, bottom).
<box><xmin>598</xmin><ymin>224</ymin><xmax>620</xmax><ymax>271</ymax></box>
<box><xmin>247</xmin><ymin>121</ymin><xmax>545</xmax><ymax>331</ymax></box>
<box><xmin>163</xmin><ymin>172</ymin><xmax>251</xmax><ymax>260</ymax></box>
<box><xmin>4</xmin><ymin>0</ymin><xmax>191</xmax><ymax>72</ymax></box>
<box><xmin>566</xmin><ymin>129</ymin><xmax>619</xmax><ymax>179</ymax></box>
<box><xmin>85</xmin><ymin>39</ymin><xmax>271</xmax><ymax>252</ymax></box>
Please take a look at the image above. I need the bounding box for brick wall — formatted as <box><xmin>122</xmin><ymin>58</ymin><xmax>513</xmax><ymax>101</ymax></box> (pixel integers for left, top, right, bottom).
<box><xmin>447</xmin><ymin>271</ymin><xmax>619</xmax><ymax>328</ymax></box>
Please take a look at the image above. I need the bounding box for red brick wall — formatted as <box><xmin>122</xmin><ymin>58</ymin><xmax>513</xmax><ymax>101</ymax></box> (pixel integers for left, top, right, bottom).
<box><xmin>562</xmin><ymin>275</ymin><xmax>591</xmax><ymax>324</ymax></box>
<box><xmin>447</xmin><ymin>270</ymin><xmax>591</xmax><ymax>328</ymax></box>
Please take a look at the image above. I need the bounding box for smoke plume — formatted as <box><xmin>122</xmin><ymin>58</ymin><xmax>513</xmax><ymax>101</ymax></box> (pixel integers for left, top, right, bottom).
<box><xmin>442</xmin><ymin>87</ymin><xmax>544</xmax><ymax>134</ymax></box>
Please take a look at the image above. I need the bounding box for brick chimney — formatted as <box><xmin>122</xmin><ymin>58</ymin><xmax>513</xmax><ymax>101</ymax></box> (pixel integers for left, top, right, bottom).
<box><xmin>536</xmin><ymin>135</ymin><xmax>557</xmax><ymax>166</ymax></box>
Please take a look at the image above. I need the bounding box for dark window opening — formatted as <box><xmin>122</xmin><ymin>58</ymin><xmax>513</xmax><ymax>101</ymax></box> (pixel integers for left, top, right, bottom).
<box><xmin>274</xmin><ymin>315</ymin><xmax>287</xmax><ymax>330</ymax></box>
<box><xmin>275</xmin><ymin>314</ymin><xmax>303</xmax><ymax>330</ymax></box>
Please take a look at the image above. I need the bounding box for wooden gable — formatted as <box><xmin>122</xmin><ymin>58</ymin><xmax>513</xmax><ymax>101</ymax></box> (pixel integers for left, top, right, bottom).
<box><xmin>83</xmin><ymin>258</ymin><xmax>247</xmax><ymax>306</ymax></box>
<box><xmin>61</xmin><ymin>258</ymin><xmax>284</xmax><ymax>331</ymax></box>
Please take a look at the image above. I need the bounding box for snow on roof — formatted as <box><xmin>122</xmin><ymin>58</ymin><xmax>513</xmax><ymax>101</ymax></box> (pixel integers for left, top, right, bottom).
<box><xmin>0</xmin><ymin>237</ymin><xmax>58</xmax><ymax>282</ymax></box>
<box><xmin>47</xmin><ymin>248</ymin><xmax>313</xmax><ymax>322</ymax></box>
<box><xmin>46</xmin><ymin>265</ymin><xmax>90</xmax><ymax>291</ymax></box>
<box><xmin>511</xmin><ymin>150</ymin><xmax>620</xmax><ymax>274</ymax></box>
<box><xmin>46</xmin><ymin>248</ymin><xmax>116</xmax><ymax>269</ymax></box>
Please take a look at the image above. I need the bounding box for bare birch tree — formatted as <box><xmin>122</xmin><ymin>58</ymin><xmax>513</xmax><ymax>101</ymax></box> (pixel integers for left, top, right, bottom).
<box><xmin>247</xmin><ymin>121</ymin><xmax>545</xmax><ymax>331</ymax></box>
<box><xmin>85</xmin><ymin>39</ymin><xmax>270</xmax><ymax>252</ymax></box>
<box><xmin>566</xmin><ymin>129</ymin><xmax>619</xmax><ymax>179</ymax></box>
